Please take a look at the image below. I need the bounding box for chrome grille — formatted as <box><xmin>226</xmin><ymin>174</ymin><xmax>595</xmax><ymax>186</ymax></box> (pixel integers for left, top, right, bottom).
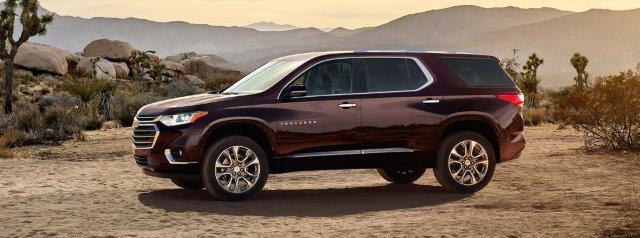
<box><xmin>132</xmin><ymin>116</ymin><xmax>159</xmax><ymax>149</ymax></box>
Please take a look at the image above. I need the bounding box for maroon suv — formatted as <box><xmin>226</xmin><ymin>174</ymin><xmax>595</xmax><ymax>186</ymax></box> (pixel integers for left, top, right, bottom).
<box><xmin>132</xmin><ymin>51</ymin><xmax>526</xmax><ymax>201</ymax></box>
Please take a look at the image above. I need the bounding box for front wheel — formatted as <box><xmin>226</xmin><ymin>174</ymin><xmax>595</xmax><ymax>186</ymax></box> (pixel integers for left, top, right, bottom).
<box><xmin>377</xmin><ymin>168</ymin><xmax>426</xmax><ymax>184</ymax></box>
<box><xmin>433</xmin><ymin>131</ymin><xmax>496</xmax><ymax>193</ymax></box>
<box><xmin>201</xmin><ymin>136</ymin><xmax>269</xmax><ymax>202</ymax></box>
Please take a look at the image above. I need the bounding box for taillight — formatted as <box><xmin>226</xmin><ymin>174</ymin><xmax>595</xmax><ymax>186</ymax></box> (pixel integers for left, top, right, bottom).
<box><xmin>496</xmin><ymin>92</ymin><xmax>524</xmax><ymax>108</ymax></box>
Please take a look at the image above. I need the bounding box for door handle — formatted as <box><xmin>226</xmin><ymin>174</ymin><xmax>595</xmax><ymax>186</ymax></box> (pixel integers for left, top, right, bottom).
<box><xmin>422</xmin><ymin>99</ymin><xmax>440</xmax><ymax>104</ymax></box>
<box><xmin>339</xmin><ymin>103</ymin><xmax>357</xmax><ymax>109</ymax></box>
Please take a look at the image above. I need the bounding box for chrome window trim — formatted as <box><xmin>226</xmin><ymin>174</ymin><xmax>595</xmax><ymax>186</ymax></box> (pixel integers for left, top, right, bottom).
<box><xmin>277</xmin><ymin>56</ymin><xmax>435</xmax><ymax>100</ymax></box>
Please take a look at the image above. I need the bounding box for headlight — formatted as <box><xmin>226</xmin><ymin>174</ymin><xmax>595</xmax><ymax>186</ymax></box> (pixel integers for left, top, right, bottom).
<box><xmin>159</xmin><ymin>111</ymin><xmax>208</xmax><ymax>127</ymax></box>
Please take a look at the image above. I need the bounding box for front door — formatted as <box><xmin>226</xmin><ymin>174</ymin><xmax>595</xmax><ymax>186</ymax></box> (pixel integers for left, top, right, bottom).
<box><xmin>275</xmin><ymin>58</ymin><xmax>362</xmax><ymax>157</ymax></box>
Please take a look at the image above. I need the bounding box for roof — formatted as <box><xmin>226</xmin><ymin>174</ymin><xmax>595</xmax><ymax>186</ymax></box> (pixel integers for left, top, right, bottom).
<box><xmin>274</xmin><ymin>50</ymin><xmax>485</xmax><ymax>62</ymax></box>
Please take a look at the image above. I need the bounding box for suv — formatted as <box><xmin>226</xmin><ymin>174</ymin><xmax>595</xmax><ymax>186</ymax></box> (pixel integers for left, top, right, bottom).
<box><xmin>132</xmin><ymin>51</ymin><xmax>526</xmax><ymax>201</ymax></box>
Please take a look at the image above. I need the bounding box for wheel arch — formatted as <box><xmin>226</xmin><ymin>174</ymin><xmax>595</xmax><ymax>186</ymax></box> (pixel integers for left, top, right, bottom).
<box><xmin>199</xmin><ymin>118</ymin><xmax>276</xmax><ymax>163</ymax></box>
<box><xmin>436</xmin><ymin>115</ymin><xmax>502</xmax><ymax>163</ymax></box>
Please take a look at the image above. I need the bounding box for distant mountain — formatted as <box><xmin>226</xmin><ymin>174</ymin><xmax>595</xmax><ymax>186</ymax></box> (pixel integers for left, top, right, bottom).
<box><xmin>244</xmin><ymin>21</ymin><xmax>299</xmax><ymax>31</ymax></box>
<box><xmin>17</xmin><ymin>5</ymin><xmax>640</xmax><ymax>86</ymax></box>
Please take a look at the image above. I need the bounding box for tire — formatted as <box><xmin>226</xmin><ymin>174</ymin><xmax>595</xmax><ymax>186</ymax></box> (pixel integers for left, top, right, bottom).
<box><xmin>433</xmin><ymin>131</ymin><xmax>496</xmax><ymax>193</ymax></box>
<box><xmin>201</xmin><ymin>136</ymin><xmax>269</xmax><ymax>202</ymax></box>
<box><xmin>377</xmin><ymin>168</ymin><xmax>426</xmax><ymax>184</ymax></box>
<box><xmin>170</xmin><ymin>178</ymin><xmax>204</xmax><ymax>190</ymax></box>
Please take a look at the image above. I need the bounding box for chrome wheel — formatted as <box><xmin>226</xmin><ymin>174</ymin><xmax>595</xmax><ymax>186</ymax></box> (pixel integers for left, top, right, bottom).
<box><xmin>213</xmin><ymin>146</ymin><xmax>260</xmax><ymax>193</ymax></box>
<box><xmin>448</xmin><ymin>140</ymin><xmax>489</xmax><ymax>186</ymax></box>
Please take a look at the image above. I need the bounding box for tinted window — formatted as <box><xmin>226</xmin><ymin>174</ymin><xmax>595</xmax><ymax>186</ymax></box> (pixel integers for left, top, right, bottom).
<box><xmin>293</xmin><ymin>59</ymin><xmax>353</xmax><ymax>96</ymax></box>
<box><xmin>224</xmin><ymin>60</ymin><xmax>305</xmax><ymax>94</ymax></box>
<box><xmin>362</xmin><ymin>58</ymin><xmax>429</xmax><ymax>93</ymax></box>
<box><xmin>441</xmin><ymin>58</ymin><xmax>514</xmax><ymax>87</ymax></box>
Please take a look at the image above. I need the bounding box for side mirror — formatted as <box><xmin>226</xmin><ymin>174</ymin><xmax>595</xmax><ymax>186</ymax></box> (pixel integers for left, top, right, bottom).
<box><xmin>285</xmin><ymin>85</ymin><xmax>307</xmax><ymax>99</ymax></box>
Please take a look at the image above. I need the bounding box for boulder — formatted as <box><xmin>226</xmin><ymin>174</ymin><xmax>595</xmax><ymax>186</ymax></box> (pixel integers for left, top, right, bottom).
<box><xmin>83</xmin><ymin>39</ymin><xmax>134</xmax><ymax>62</ymax></box>
<box><xmin>146</xmin><ymin>52</ymin><xmax>160</xmax><ymax>65</ymax></box>
<box><xmin>77</xmin><ymin>57</ymin><xmax>116</xmax><ymax>80</ymax></box>
<box><xmin>165</xmin><ymin>52</ymin><xmax>198</xmax><ymax>63</ymax></box>
<box><xmin>161</xmin><ymin>61</ymin><xmax>185</xmax><ymax>78</ymax></box>
<box><xmin>112</xmin><ymin>62</ymin><xmax>130</xmax><ymax>79</ymax></box>
<box><xmin>181</xmin><ymin>55</ymin><xmax>243</xmax><ymax>81</ymax></box>
<box><xmin>14</xmin><ymin>43</ymin><xmax>68</xmax><ymax>75</ymax></box>
<box><xmin>184</xmin><ymin>75</ymin><xmax>204</xmax><ymax>85</ymax></box>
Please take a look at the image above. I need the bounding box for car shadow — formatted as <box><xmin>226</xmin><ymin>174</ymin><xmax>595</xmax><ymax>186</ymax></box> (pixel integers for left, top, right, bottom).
<box><xmin>138</xmin><ymin>184</ymin><xmax>471</xmax><ymax>217</ymax></box>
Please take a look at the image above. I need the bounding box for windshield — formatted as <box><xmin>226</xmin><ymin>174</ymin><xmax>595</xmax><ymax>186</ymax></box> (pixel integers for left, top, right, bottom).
<box><xmin>223</xmin><ymin>60</ymin><xmax>305</xmax><ymax>94</ymax></box>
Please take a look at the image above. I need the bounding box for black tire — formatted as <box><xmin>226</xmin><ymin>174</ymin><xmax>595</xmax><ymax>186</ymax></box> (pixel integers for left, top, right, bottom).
<box><xmin>170</xmin><ymin>178</ymin><xmax>204</xmax><ymax>190</ymax></box>
<box><xmin>377</xmin><ymin>168</ymin><xmax>426</xmax><ymax>184</ymax></box>
<box><xmin>433</xmin><ymin>131</ymin><xmax>496</xmax><ymax>193</ymax></box>
<box><xmin>201</xmin><ymin>136</ymin><xmax>269</xmax><ymax>202</ymax></box>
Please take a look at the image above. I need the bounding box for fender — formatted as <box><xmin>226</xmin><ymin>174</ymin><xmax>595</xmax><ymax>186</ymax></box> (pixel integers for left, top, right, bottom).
<box><xmin>196</xmin><ymin>117</ymin><xmax>277</xmax><ymax>160</ymax></box>
<box><xmin>435</xmin><ymin>112</ymin><xmax>503</xmax><ymax>147</ymax></box>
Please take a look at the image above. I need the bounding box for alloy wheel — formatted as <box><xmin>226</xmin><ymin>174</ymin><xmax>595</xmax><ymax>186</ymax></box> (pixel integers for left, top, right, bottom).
<box><xmin>213</xmin><ymin>146</ymin><xmax>261</xmax><ymax>193</ymax></box>
<box><xmin>447</xmin><ymin>140</ymin><xmax>490</xmax><ymax>186</ymax></box>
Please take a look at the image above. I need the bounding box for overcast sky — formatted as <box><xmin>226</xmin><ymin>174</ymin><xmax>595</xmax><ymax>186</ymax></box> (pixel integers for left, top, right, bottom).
<box><xmin>40</xmin><ymin>0</ymin><xmax>640</xmax><ymax>29</ymax></box>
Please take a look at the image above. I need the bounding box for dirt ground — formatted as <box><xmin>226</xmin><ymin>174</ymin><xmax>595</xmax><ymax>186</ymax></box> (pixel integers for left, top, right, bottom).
<box><xmin>1</xmin><ymin>125</ymin><xmax>639</xmax><ymax>237</ymax></box>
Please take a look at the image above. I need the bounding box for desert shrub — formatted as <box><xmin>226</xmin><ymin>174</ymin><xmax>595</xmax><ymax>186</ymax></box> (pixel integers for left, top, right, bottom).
<box><xmin>524</xmin><ymin>108</ymin><xmax>545</xmax><ymax>126</ymax></box>
<box><xmin>60</xmin><ymin>77</ymin><xmax>117</xmax><ymax>104</ymax></box>
<box><xmin>554</xmin><ymin>70</ymin><xmax>640</xmax><ymax>151</ymax></box>
<box><xmin>161</xmin><ymin>80</ymin><xmax>203</xmax><ymax>98</ymax></box>
<box><xmin>37</xmin><ymin>91</ymin><xmax>83</xmax><ymax>110</ymax></box>
<box><xmin>0</xmin><ymin>105</ymin><xmax>84</xmax><ymax>146</ymax></box>
<box><xmin>111</xmin><ymin>91</ymin><xmax>161</xmax><ymax>127</ymax></box>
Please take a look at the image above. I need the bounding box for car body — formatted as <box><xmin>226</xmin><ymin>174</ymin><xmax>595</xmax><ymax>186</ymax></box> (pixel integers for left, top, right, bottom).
<box><xmin>132</xmin><ymin>50</ymin><xmax>526</xmax><ymax>201</ymax></box>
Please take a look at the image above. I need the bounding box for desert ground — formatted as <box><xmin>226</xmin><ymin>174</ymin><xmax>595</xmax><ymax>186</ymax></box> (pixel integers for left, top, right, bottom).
<box><xmin>1</xmin><ymin>125</ymin><xmax>638</xmax><ymax>237</ymax></box>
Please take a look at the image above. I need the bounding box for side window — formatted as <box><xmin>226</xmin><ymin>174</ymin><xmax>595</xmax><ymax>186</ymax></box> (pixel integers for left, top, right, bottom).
<box><xmin>440</xmin><ymin>58</ymin><xmax>515</xmax><ymax>87</ymax></box>
<box><xmin>293</xmin><ymin>59</ymin><xmax>353</xmax><ymax>96</ymax></box>
<box><xmin>362</xmin><ymin>58</ymin><xmax>429</xmax><ymax>93</ymax></box>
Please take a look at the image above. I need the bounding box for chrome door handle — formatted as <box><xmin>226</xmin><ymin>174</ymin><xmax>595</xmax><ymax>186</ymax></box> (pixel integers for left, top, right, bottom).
<box><xmin>339</xmin><ymin>103</ymin><xmax>357</xmax><ymax>109</ymax></box>
<box><xmin>422</xmin><ymin>99</ymin><xmax>440</xmax><ymax>104</ymax></box>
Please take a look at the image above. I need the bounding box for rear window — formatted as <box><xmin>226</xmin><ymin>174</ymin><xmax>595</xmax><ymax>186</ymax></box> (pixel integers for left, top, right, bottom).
<box><xmin>441</xmin><ymin>58</ymin><xmax>514</xmax><ymax>87</ymax></box>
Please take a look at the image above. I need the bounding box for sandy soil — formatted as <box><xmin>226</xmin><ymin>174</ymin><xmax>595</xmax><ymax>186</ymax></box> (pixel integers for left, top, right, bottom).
<box><xmin>1</xmin><ymin>125</ymin><xmax>638</xmax><ymax>237</ymax></box>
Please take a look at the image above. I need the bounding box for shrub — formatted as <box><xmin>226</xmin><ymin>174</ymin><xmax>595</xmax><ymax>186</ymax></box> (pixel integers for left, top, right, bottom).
<box><xmin>161</xmin><ymin>80</ymin><xmax>203</xmax><ymax>98</ymax></box>
<box><xmin>0</xmin><ymin>105</ymin><xmax>84</xmax><ymax>146</ymax></box>
<box><xmin>60</xmin><ymin>77</ymin><xmax>117</xmax><ymax>104</ymax></box>
<box><xmin>37</xmin><ymin>92</ymin><xmax>83</xmax><ymax>110</ymax></box>
<box><xmin>524</xmin><ymin>108</ymin><xmax>545</xmax><ymax>126</ymax></box>
<box><xmin>112</xmin><ymin>91</ymin><xmax>160</xmax><ymax>127</ymax></box>
<box><xmin>554</xmin><ymin>70</ymin><xmax>640</xmax><ymax>151</ymax></box>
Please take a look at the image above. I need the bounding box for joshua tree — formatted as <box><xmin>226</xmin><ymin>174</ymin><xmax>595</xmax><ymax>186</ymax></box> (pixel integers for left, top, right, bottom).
<box><xmin>519</xmin><ymin>53</ymin><xmax>544</xmax><ymax>108</ymax></box>
<box><xmin>0</xmin><ymin>0</ymin><xmax>54</xmax><ymax>114</ymax></box>
<box><xmin>570</xmin><ymin>53</ymin><xmax>590</xmax><ymax>88</ymax></box>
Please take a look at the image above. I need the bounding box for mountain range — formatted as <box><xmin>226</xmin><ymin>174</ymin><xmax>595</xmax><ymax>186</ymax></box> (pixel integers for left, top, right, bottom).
<box><xmin>19</xmin><ymin>5</ymin><xmax>640</xmax><ymax>87</ymax></box>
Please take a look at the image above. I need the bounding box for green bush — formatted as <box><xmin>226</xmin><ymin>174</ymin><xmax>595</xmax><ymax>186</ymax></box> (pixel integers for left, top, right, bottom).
<box><xmin>111</xmin><ymin>91</ymin><xmax>160</xmax><ymax>127</ymax></box>
<box><xmin>554</xmin><ymin>69</ymin><xmax>640</xmax><ymax>151</ymax></box>
<box><xmin>0</xmin><ymin>105</ymin><xmax>85</xmax><ymax>146</ymax></box>
<box><xmin>60</xmin><ymin>77</ymin><xmax>117</xmax><ymax>104</ymax></box>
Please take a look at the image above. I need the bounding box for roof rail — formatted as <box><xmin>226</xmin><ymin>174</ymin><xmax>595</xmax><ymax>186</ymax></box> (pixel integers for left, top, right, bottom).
<box><xmin>354</xmin><ymin>49</ymin><xmax>479</xmax><ymax>55</ymax></box>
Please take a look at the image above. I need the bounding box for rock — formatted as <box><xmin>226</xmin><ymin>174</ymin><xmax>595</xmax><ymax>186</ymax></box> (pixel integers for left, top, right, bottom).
<box><xmin>181</xmin><ymin>55</ymin><xmax>243</xmax><ymax>81</ymax></box>
<box><xmin>184</xmin><ymin>75</ymin><xmax>204</xmax><ymax>85</ymax></box>
<box><xmin>101</xmin><ymin>120</ymin><xmax>122</xmax><ymax>130</ymax></box>
<box><xmin>14</xmin><ymin>43</ymin><xmax>68</xmax><ymax>75</ymax></box>
<box><xmin>165</xmin><ymin>52</ymin><xmax>198</xmax><ymax>63</ymax></box>
<box><xmin>83</xmin><ymin>39</ymin><xmax>134</xmax><ymax>62</ymax></box>
<box><xmin>160</xmin><ymin>61</ymin><xmax>185</xmax><ymax>78</ymax></box>
<box><xmin>146</xmin><ymin>52</ymin><xmax>160</xmax><ymax>65</ymax></box>
<box><xmin>112</xmin><ymin>62</ymin><xmax>129</xmax><ymax>79</ymax></box>
<box><xmin>77</xmin><ymin>57</ymin><xmax>116</xmax><ymax>80</ymax></box>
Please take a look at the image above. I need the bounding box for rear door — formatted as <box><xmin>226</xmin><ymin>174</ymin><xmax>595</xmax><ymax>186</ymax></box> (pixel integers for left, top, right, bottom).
<box><xmin>358</xmin><ymin>57</ymin><xmax>446</xmax><ymax>154</ymax></box>
<box><xmin>274</xmin><ymin>58</ymin><xmax>363</xmax><ymax>158</ymax></box>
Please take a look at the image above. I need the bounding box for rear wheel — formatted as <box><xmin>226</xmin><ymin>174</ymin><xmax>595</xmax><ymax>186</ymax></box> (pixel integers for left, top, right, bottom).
<box><xmin>201</xmin><ymin>136</ymin><xmax>269</xmax><ymax>202</ymax></box>
<box><xmin>170</xmin><ymin>178</ymin><xmax>204</xmax><ymax>190</ymax></box>
<box><xmin>433</xmin><ymin>131</ymin><xmax>496</xmax><ymax>193</ymax></box>
<box><xmin>377</xmin><ymin>168</ymin><xmax>426</xmax><ymax>184</ymax></box>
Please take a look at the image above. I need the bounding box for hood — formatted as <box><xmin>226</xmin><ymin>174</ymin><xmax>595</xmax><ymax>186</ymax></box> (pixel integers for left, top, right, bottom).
<box><xmin>138</xmin><ymin>93</ymin><xmax>238</xmax><ymax>116</ymax></box>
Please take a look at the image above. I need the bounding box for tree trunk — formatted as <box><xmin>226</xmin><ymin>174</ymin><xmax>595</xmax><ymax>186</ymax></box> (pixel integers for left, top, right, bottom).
<box><xmin>3</xmin><ymin>58</ymin><xmax>13</xmax><ymax>114</ymax></box>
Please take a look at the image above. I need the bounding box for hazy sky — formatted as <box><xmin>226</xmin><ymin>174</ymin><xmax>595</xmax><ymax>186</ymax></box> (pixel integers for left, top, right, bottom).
<box><xmin>40</xmin><ymin>0</ymin><xmax>640</xmax><ymax>29</ymax></box>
